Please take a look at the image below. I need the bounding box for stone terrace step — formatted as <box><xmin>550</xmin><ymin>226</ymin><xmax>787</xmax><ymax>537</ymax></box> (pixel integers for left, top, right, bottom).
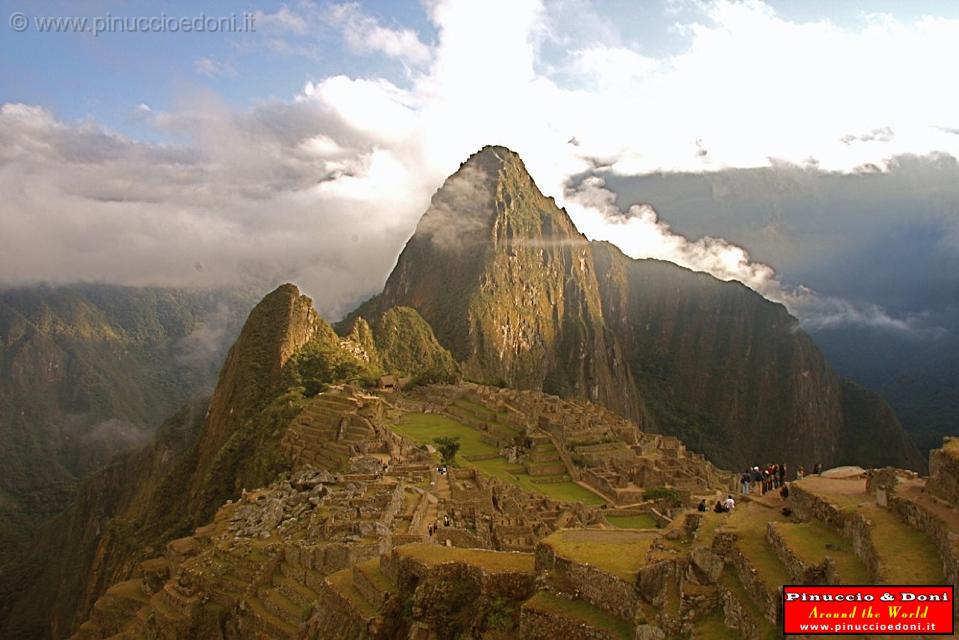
<box><xmin>243</xmin><ymin>594</ymin><xmax>298</xmax><ymax>639</ymax></box>
<box><xmin>324</xmin><ymin>568</ymin><xmax>379</xmax><ymax>622</ymax></box>
<box><xmin>273</xmin><ymin>571</ymin><xmax>321</xmax><ymax>611</ymax></box>
<box><xmin>717</xmin><ymin>568</ymin><xmax>779</xmax><ymax>640</ymax></box>
<box><xmin>767</xmin><ymin>520</ymin><xmax>870</xmax><ymax>584</ymax></box>
<box><xmin>260</xmin><ymin>587</ymin><xmax>307</xmax><ymax>627</ymax></box>
<box><xmin>520</xmin><ymin>591</ymin><xmax>632</xmax><ymax>640</ymax></box>
<box><xmin>351</xmin><ymin>558</ymin><xmax>396</xmax><ymax>611</ymax></box>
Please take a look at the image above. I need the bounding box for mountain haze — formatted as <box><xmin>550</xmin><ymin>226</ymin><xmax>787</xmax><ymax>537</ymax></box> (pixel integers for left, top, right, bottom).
<box><xmin>0</xmin><ymin>285</ymin><xmax>251</xmax><ymax>567</ymax></box>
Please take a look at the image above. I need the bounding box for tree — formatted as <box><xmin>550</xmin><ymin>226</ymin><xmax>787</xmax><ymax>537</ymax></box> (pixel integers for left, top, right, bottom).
<box><xmin>433</xmin><ymin>436</ymin><xmax>461</xmax><ymax>465</ymax></box>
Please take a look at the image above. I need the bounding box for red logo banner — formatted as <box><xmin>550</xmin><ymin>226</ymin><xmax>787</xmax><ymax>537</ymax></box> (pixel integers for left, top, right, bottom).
<box><xmin>783</xmin><ymin>585</ymin><xmax>954</xmax><ymax>635</ymax></box>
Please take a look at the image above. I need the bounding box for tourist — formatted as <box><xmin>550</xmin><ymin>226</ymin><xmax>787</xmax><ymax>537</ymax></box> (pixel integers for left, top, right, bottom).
<box><xmin>779</xmin><ymin>463</ymin><xmax>786</xmax><ymax>486</ymax></box>
<box><xmin>780</xmin><ymin>483</ymin><xmax>789</xmax><ymax>499</ymax></box>
<box><xmin>723</xmin><ymin>495</ymin><xmax>736</xmax><ymax>511</ymax></box>
<box><xmin>713</xmin><ymin>500</ymin><xmax>726</xmax><ymax>513</ymax></box>
<box><xmin>751</xmin><ymin>467</ymin><xmax>762</xmax><ymax>493</ymax></box>
<box><xmin>697</xmin><ymin>499</ymin><xmax>707</xmax><ymax>512</ymax></box>
<box><xmin>444</xmin><ymin>514</ymin><xmax>450</xmax><ymax>527</ymax></box>
<box><xmin>797</xmin><ymin>466</ymin><xmax>805</xmax><ymax>480</ymax></box>
<box><xmin>813</xmin><ymin>463</ymin><xmax>822</xmax><ymax>475</ymax></box>
<box><xmin>740</xmin><ymin>470</ymin><xmax>751</xmax><ymax>495</ymax></box>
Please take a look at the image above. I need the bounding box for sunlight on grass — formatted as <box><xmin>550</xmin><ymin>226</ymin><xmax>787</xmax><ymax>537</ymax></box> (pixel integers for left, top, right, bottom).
<box><xmin>524</xmin><ymin>591</ymin><xmax>632</xmax><ymax>640</ymax></box>
<box><xmin>392</xmin><ymin>413</ymin><xmax>603</xmax><ymax>505</ymax></box>
<box><xmin>542</xmin><ymin>529</ymin><xmax>657</xmax><ymax>580</ymax></box>
<box><xmin>772</xmin><ymin>520</ymin><xmax>871</xmax><ymax>583</ymax></box>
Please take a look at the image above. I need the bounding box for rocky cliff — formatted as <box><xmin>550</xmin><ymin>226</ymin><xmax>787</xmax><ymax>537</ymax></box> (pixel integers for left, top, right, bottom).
<box><xmin>345</xmin><ymin>146</ymin><xmax>643</xmax><ymax>422</ymax></box>
<box><xmin>590</xmin><ymin>243</ymin><xmax>924</xmax><ymax>471</ymax></box>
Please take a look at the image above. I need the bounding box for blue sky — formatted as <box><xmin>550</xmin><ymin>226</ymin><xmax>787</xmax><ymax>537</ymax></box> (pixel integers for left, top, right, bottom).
<box><xmin>5</xmin><ymin>0</ymin><xmax>958</xmax><ymax>138</ymax></box>
<box><xmin>1</xmin><ymin>0</ymin><xmax>958</xmax><ymax>330</ymax></box>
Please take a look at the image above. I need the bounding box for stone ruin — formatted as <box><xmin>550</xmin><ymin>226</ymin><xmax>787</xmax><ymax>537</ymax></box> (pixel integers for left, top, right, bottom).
<box><xmin>70</xmin><ymin>384</ymin><xmax>959</xmax><ymax>640</ymax></box>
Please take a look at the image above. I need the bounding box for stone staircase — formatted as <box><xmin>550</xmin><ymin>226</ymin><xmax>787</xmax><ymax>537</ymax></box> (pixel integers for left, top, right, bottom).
<box><xmin>282</xmin><ymin>392</ymin><xmax>380</xmax><ymax>471</ymax></box>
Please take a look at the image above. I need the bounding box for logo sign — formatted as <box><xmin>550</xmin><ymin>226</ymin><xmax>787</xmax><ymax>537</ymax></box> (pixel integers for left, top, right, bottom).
<box><xmin>783</xmin><ymin>585</ymin><xmax>954</xmax><ymax>635</ymax></box>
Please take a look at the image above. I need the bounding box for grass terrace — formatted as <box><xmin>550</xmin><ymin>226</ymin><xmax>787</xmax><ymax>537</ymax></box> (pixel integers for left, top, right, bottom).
<box><xmin>770</xmin><ymin>520</ymin><xmax>871</xmax><ymax>583</ymax></box>
<box><xmin>395</xmin><ymin>543</ymin><xmax>534</xmax><ymax>574</ymax></box>
<box><xmin>719</xmin><ymin>502</ymin><xmax>790</xmax><ymax>588</ymax></box>
<box><xmin>604</xmin><ymin>513</ymin><xmax>658</xmax><ymax>529</ymax></box>
<box><xmin>523</xmin><ymin>591</ymin><xmax>632</xmax><ymax>640</ymax></box>
<box><xmin>541</xmin><ymin>529</ymin><xmax>657</xmax><ymax>581</ymax></box>
<box><xmin>392</xmin><ymin>413</ymin><xmax>604</xmax><ymax>505</ymax></box>
<box><xmin>794</xmin><ymin>476</ymin><xmax>945</xmax><ymax>583</ymax></box>
<box><xmin>691</xmin><ymin>607</ymin><xmax>738</xmax><ymax>640</ymax></box>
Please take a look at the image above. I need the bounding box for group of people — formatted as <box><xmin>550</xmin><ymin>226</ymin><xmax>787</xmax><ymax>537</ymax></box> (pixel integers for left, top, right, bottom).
<box><xmin>427</xmin><ymin>514</ymin><xmax>452</xmax><ymax>537</ymax></box>
<box><xmin>740</xmin><ymin>464</ymin><xmax>788</xmax><ymax>495</ymax></box>
<box><xmin>698</xmin><ymin>495</ymin><xmax>736</xmax><ymax>513</ymax></box>
<box><xmin>736</xmin><ymin>462</ymin><xmax>827</xmax><ymax>497</ymax></box>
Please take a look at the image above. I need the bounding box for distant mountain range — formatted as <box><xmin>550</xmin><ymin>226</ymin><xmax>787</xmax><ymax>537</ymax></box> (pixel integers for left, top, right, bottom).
<box><xmin>0</xmin><ymin>285</ymin><xmax>252</xmax><ymax>567</ymax></box>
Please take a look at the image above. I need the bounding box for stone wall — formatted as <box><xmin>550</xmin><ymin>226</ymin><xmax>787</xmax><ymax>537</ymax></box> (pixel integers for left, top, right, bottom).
<box><xmin>519</xmin><ymin>606</ymin><xmax>623</xmax><ymax>640</ymax></box>
<box><xmin>719</xmin><ymin>585</ymin><xmax>772</xmax><ymax>640</ymax></box>
<box><xmin>766</xmin><ymin>522</ymin><xmax>835</xmax><ymax>585</ymax></box>
<box><xmin>928</xmin><ymin>439</ymin><xmax>959</xmax><ymax>505</ymax></box>
<box><xmin>534</xmin><ymin>542</ymin><xmax>638</xmax><ymax>620</ymax></box>
<box><xmin>790</xmin><ymin>485</ymin><xmax>882</xmax><ymax>582</ymax></box>
<box><xmin>887</xmin><ymin>494</ymin><xmax>959</xmax><ymax>617</ymax></box>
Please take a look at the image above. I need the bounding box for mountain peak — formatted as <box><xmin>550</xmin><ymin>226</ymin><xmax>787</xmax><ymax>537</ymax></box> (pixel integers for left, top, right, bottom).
<box><xmin>458</xmin><ymin>144</ymin><xmax>521</xmax><ymax>171</ymax></box>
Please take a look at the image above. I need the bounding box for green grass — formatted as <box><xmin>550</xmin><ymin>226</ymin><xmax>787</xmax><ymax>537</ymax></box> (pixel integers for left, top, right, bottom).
<box><xmin>859</xmin><ymin>504</ymin><xmax>945</xmax><ymax>583</ymax></box>
<box><xmin>692</xmin><ymin>608</ymin><xmax>737</xmax><ymax>639</ymax></box>
<box><xmin>542</xmin><ymin>529</ymin><xmax>657</xmax><ymax>580</ymax></box>
<box><xmin>392</xmin><ymin>413</ymin><xmax>603</xmax><ymax>505</ymax></box>
<box><xmin>393</xmin><ymin>413</ymin><xmax>498</xmax><ymax>457</ymax></box>
<box><xmin>772</xmin><ymin>520</ymin><xmax>871</xmax><ymax>583</ymax></box>
<box><xmin>721</xmin><ymin>502</ymin><xmax>789</xmax><ymax>588</ymax></box>
<box><xmin>796</xmin><ymin>478</ymin><xmax>945</xmax><ymax>584</ymax></box>
<box><xmin>455</xmin><ymin>398</ymin><xmax>498</xmax><ymax>421</ymax></box>
<box><xmin>605</xmin><ymin>513</ymin><xmax>658</xmax><ymax>529</ymax></box>
<box><xmin>471</xmin><ymin>457</ymin><xmax>604</xmax><ymax>505</ymax></box>
<box><xmin>718</xmin><ymin>569</ymin><xmax>779</xmax><ymax>640</ymax></box>
<box><xmin>524</xmin><ymin>591</ymin><xmax>632</xmax><ymax>640</ymax></box>
<box><xmin>395</xmin><ymin>543</ymin><xmax>534</xmax><ymax>573</ymax></box>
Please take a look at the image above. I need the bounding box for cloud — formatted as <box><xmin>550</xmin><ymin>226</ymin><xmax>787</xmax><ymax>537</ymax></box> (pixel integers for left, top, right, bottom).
<box><xmin>840</xmin><ymin>126</ymin><xmax>895</xmax><ymax>145</ymax></box>
<box><xmin>253</xmin><ymin>4</ymin><xmax>309</xmax><ymax>34</ymax></box>
<box><xmin>564</xmin><ymin>175</ymin><xmax>938</xmax><ymax>332</ymax></box>
<box><xmin>193</xmin><ymin>57</ymin><xmax>237</xmax><ymax>78</ymax></box>
<box><xmin>2</xmin><ymin>0</ymin><xmax>958</xmax><ymax>330</ymax></box>
<box><xmin>326</xmin><ymin>3</ymin><xmax>431</xmax><ymax>65</ymax></box>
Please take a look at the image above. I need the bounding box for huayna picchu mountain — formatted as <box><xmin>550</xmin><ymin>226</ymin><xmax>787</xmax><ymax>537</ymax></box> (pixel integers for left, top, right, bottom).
<box><xmin>347</xmin><ymin>145</ymin><xmax>922</xmax><ymax>472</ymax></box>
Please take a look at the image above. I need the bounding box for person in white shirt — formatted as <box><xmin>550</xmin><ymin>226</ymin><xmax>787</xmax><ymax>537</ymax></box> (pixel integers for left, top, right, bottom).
<box><xmin>723</xmin><ymin>495</ymin><xmax>736</xmax><ymax>511</ymax></box>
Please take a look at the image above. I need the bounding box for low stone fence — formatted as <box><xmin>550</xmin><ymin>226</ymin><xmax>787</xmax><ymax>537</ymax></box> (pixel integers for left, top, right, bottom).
<box><xmin>713</xmin><ymin>532</ymin><xmax>779</xmax><ymax>625</ymax></box>
<box><xmin>790</xmin><ymin>484</ymin><xmax>882</xmax><ymax>582</ymax></box>
<box><xmin>519</xmin><ymin>605</ymin><xmax>624</xmax><ymax>640</ymax></box>
<box><xmin>928</xmin><ymin>441</ymin><xmax>959</xmax><ymax>505</ymax></box>
<box><xmin>766</xmin><ymin>522</ymin><xmax>836</xmax><ymax>584</ymax></box>
<box><xmin>887</xmin><ymin>493</ymin><xmax>959</xmax><ymax>617</ymax></box>
<box><xmin>534</xmin><ymin>541</ymin><xmax>638</xmax><ymax>620</ymax></box>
